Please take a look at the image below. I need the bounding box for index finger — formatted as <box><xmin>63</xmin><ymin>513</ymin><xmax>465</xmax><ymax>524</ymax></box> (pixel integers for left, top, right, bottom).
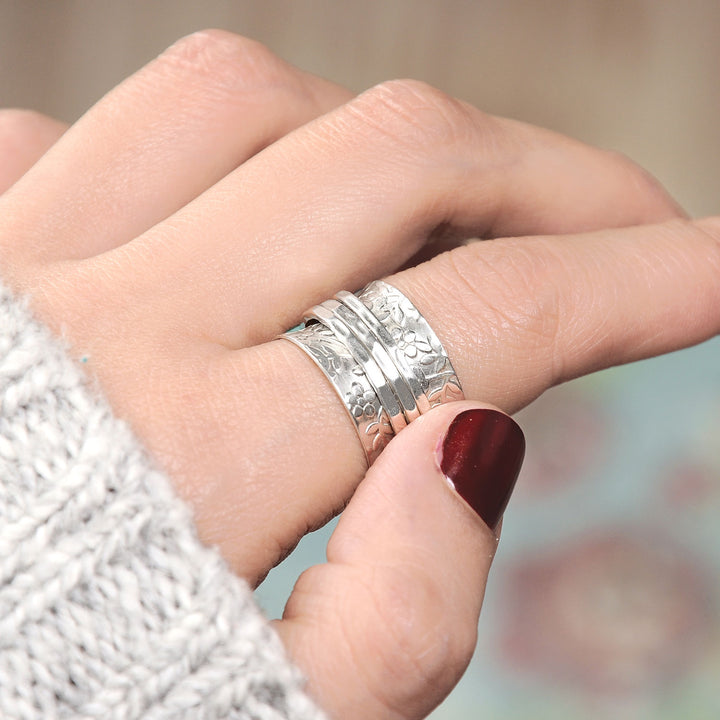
<box><xmin>389</xmin><ymin>216</ymin><xmax>720</xmax><ymax>410</ymax></box>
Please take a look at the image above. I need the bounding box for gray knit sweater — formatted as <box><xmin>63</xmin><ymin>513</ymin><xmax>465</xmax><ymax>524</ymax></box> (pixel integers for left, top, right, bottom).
<box><xmin>0</xmin><ymin>280</ymin><xmax>325</xmax><ymax>719</ymax></box>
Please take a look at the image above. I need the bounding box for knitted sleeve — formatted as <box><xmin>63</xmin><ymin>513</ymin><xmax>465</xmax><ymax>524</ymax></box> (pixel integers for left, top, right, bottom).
<box><xmin>0</xmin><ymin>280</ymin><xmax>326</xmax><ymax>720</ymax></box>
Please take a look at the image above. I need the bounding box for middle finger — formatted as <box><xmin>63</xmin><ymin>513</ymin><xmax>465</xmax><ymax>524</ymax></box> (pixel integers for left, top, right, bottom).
<box><xmin>96</xmin><ymin>78</ymin><xmax>683</xmax><ymax>349</ymax></box>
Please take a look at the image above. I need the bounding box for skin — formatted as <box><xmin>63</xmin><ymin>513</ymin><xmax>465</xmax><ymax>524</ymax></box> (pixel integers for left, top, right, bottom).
<box><xmin>1</xmin><ymin>29</ymin><xmax>719</xmax><ymax>720</ymax></box>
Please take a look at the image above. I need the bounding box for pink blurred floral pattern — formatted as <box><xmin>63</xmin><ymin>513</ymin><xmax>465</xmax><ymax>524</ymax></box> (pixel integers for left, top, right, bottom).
<box><xmin>500</xmin><ymin>531</ymin><xmax>714</xmax><ymax>694</ymax></box>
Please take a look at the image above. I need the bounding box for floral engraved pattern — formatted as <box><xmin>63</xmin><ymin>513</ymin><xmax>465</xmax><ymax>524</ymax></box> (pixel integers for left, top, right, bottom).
<box><xmin>284</xmin><ymin>324</ymin><xmax>392</xmax><ymax>464</ymax></box>
<box><xmin>283</xmin><ymin>281</ymin><xmax>462</xmax><ymax>465</ymax></box>
<box><xmin>359</xmin><ymin>281</ymin><xmax>463</xmax><ymax>407</ymax></box>
<box><xmin>391</xmin><ymin>329</ymin><xmax>432</xmax><ymax>358</ymax></box>
<box><xmin>428</xmin><ymin>380</ymin><xmax>465</xmax><ymax>407</ymax></box>
<box><xmin>367</xmin><ymin>412</ymin><xmax>394</xmax><ymax>453</ymax></box>
<box><xmin>346</xmin><ymin>381</ymin><xmax>378</xmax><ymax>420</ymax></box>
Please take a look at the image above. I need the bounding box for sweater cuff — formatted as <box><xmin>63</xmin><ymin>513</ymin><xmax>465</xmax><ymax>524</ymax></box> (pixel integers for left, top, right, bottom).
<box><xmin>0</xmin><ymin>280</ymin><xmax>325</xmax><ymax>719</ymax></box>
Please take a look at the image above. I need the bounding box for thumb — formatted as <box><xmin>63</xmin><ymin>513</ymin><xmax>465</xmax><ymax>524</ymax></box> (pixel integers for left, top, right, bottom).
<box><xmin>275</xmin><ymin>402</ymin><xmax>525</xmax><ymax>719</ymax></box>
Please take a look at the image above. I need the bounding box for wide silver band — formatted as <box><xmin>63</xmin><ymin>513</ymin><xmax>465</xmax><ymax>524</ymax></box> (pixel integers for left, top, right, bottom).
<box><xmin>306</xmin><ymin>301</ymin><xmax>407</xmax><ymax>434</ymax></box>
<box><xmin>282</xmin><ymin>280</ymin><xmax>464</xmax><ymax>465</ymax></box>
<box><xmin>335</xmin><ymin>291</ymin><xmax>424</xmax><ymax>420</ymax></box>
<box><xmin>282</xmin><ymin>323</ymin><xmax>394</xmax><ymax>464</ymax></box>
<box><xmin>357</xmin><ymin>281</ymin><xmax>464</xmax><ymax>408</ymax></box>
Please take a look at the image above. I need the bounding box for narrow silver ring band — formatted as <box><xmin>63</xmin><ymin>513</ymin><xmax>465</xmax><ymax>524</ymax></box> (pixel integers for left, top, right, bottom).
<box><xmin>335</xmin><ymin>290</ymin><xmax>426</xmax><ymax>418</ymax></box>
<box><xmin>306</xmin><ymin>301</ymin><xmax>407</xmax><ymax>434</ymax></box>
<box><xmin>281</xmin><ymin>280</ymin><xmax>464</xmax><ymax>464</ymax></box>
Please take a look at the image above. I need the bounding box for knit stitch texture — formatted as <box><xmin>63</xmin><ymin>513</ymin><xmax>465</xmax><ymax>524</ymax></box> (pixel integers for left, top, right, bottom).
<box><xmin>0</xmin><ymin>280</ymin><xmax>325</xmax><ymax>720</ymax></box>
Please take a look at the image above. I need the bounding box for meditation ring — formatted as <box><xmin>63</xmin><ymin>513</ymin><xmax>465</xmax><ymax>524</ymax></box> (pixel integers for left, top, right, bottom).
<box><xmin>282</xmin><ymin>322</ymin><xmax>394</xmax><ymax>464</ymax></box>
<box><xmin>281</xmin><ymin>280</ymin><xmax>464</xmax><ymax>465</ymax></box>
<box><xmin>307</xmin><ymin>300</ymin><xmax>408</xmax><ymax>434</ymax></box>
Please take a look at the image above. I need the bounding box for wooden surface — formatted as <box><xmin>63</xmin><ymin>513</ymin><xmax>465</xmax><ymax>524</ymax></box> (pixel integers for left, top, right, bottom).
<box><xmin>0</xmin><ymin>0</ymin><xmax>718</xmax><ymax>215</ymax></box>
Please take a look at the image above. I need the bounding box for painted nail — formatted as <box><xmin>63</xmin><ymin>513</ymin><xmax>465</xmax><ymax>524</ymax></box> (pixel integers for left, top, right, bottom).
<box><xmin>439</xmin><ymin>409</ymin><xmax>525</xmax><ymax>530</ymax></box>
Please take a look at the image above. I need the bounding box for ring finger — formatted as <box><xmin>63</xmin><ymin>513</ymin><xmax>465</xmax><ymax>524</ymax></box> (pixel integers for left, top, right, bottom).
<box><xmin>208</xmin><ymin>216</ymin><xmax>719</xmax><ymax>580</ymax></box>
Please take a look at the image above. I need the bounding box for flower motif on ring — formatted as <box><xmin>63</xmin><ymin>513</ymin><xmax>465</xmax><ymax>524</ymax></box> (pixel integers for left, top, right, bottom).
<box><xmin>311</xmin><ymin>338</ymin><xmax>349</xmax><ymax>377</ymax></box>
<box><xmin>428</xmin><ymin>379</ymin><xmax>464</xmax><ymax>407</ymax></box>
<box><xmin>366</xmin><ymin>413</ymin><xmax>394</xmax><ymax>453</ymax></box>
<box><xmin>346</xmin><ymin>381</ymin><xmax>379</xmax><ymax>420</ymax></box>
<box><xmin>392</xmin><ymin>328</ymin><xmax>433</xmax><ymax>359</ymax></box>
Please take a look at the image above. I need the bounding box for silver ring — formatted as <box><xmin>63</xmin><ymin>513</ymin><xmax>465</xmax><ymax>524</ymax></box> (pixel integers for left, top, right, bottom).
<box><xmin>335</xmin><ymin>290</ymin><xmax>426</xmax><ymax>419</ymax></box>
<box><xmin>357</xmin><ymin>281</ymin><xmax>464</xmax><ymax>408</ymax></box>
<box><xmin>306</xmin><ymin>300</ymin><xmax>407</xmax><ymax>434</ymax></box>
<box><xmin>323</xmin><ymin>298</ymin><xmax>420</xmax><ymax>423</ymax></box>
<box><xmin>282</xmin><ymin>323</ymin><xmax>393</xmax><ymax>464</ymax></box>
<box><xmin>281</xmin><ymin>280</ymin><xmax>464</xmax><ymax>465</ymax></box>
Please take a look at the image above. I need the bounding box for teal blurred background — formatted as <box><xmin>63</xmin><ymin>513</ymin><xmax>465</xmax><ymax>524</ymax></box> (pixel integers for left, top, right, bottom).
<box><xmin>3</xmin><ymin>2</ymin><xmax>718</xmax><ymax>717</ymax></box>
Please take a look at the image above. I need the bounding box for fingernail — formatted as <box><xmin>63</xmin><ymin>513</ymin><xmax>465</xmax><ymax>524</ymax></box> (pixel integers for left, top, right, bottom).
<box><xmin>438</xmin><ymin>409</ymin><xmax>525</xmax><ymax>530</ymax></box>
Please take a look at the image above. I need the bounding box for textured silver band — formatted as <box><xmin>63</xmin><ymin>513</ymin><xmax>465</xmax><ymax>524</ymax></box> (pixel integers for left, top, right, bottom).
<box><xmin>357</xmin><ymin>281</ymin><xmax>464</xmax><ymax>408</ymax></box>
<box><xmin>282</xmin><ymin>323</ymin><xmax>394</xmax><ymax>464</ymax></box>
<box><xmin>331</xmin><ymin>299</ymin><xmax>419</xmax><ymax>423</ymax></box>
<box><xmin>335</xmin><ymin>290</ymin><xmax>425</xmax><ymax>419</ymax></box>
<box><xmin>306</xmin><ymin>301</ymin><xmax>407</xmax><ymax>434</ymax></box>
<box><xmin>281</xmin><ymin>280</ymin><xmax>464</xmax><ymax>465</ymax></box>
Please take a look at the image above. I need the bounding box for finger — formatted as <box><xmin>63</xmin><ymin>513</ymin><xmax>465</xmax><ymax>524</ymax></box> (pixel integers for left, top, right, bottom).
<box><xmin>191</xmin><ymin>216</ymin><xmax>719</xmax><ymax>579</ymax></box>
<box><xmin>275</xmin><ymin>402</ymin><xmax>525</xmax><ymax>720</ymax></box>
<box><xmin>107</xmin><ymin>79</ymin><xmax>684</xmax><ymax>347</ymax></box>
<box><xmin>387</xmin><ymin>216</ymin><xmax>720</xmax><ymax>411</ymax></box>
<box><xmin>0</xmin><ymin>30</ymin><xmax>351</xmax><ymax>266</ymax></box>
<box><xmin>0</xmin><ymin>109</ymin><xmax>67</xmax><ymax>193</ymax></box>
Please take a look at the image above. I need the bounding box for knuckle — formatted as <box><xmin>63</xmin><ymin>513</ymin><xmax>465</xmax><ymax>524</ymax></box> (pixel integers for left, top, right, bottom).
<box><xmin>157</xmin><ymin>29</ymin><xmax>290</xmax><ymax>95</ymax></box>
<box><xmin>349</xmin><ymin>78</ymin><xmax>478</xmax><ymax>152</ymax></box>
<box><xmin>602</xmin><ymin>149</ymin><xmax>683</xmax><ymax>221</ymax></box>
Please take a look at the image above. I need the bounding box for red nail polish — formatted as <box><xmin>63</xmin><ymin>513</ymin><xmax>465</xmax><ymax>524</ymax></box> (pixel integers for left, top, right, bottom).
<box><xmin>439</xmin><ymin>409</ymin><xmax>525</xmax><ymax>530</ymax></box>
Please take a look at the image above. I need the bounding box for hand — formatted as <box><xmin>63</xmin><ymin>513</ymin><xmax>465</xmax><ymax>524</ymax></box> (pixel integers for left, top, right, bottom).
<box><xmin>2</xmin><ymin>30</ymin><xmax>718</xmax><ymax>719</ymax></box>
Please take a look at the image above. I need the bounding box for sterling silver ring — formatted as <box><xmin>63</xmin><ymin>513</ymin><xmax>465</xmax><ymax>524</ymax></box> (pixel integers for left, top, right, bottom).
<box><xmin>282</xmin><ymin>322</ymin><xmax>394</xmax><ymax>464</ymax></box>
<box><xmin>357</xmin><ymin>281</ymin><xmax>464</xmax><ymax>409</ymax></box>
<box><xmin>306</xmin><ymin>300</ymin><xmax>407</xmax><ymax>434</ymax></box>
<box><xmin>281</xmin><ymin>280</ymin><xmax>464</xmax><ymax>465</ymax></box>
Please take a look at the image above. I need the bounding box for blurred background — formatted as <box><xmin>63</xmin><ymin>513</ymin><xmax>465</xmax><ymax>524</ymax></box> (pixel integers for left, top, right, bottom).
<box><xmin>2</xmin><ymin>1</ymin><xmax>718</xmax><ymax>718</ymax></box>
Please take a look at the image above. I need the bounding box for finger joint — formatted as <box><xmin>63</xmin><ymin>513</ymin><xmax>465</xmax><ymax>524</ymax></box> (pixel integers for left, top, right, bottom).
<box><xmin>155</xmin><ymin>29</ymin><xmax>295</xmax><ymax>98</ymax></box>
<box><xmin>345</xmin><ymin>78</ymin><xmax>483</xmax><ymax>156</ymax></box>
